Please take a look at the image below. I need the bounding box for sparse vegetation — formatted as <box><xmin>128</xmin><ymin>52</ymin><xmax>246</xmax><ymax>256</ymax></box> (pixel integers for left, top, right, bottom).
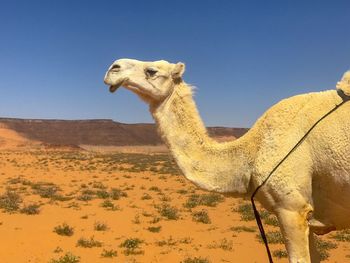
<box><xmin>331</xmin><ymin>229</ymin><xmax>350</xmax><ymax>242</ymax></box>
<box><xmin>234</xmin><ymin>203</ymin><xmax>271</xmax><ymax>222</ymax></box>
<box><xmin>141</xmin><ymin>193</ymin><xmax>152</xmax><ymax>200</ymax></box>
<box><xmin>208</xmin><ymin>238</ymin><xmax>233</xmax><ymax>251</ymax></box>
<box><xmin>110</xmin><ymin>188</ymin><xmax>127</xmax><ymax>200</ymax></box>
<box><xmin>76</xmin><ymin>194</ymin><xmax>93</xmax><ymax>201</ymax></box>
<box><xmin>0</xmin><ymin>190</ymin><xmax>22</xmax><ymax>212</ymax></box>
<box><xmin>264</xmin><ymin>215</ymin><xmax>279</xmax><ymax>226</ymax></box>
<box><xmin>230</xmin><ymin>226</ymin><xmax>256</xmax><ymax>233</ymax></box>
<box><xmin>181</xmin><ymin>257</ymin><xmax>210</xmax><ymax>263</ymax></box>
<box><xmin>0</xmin><ymin>150</ymin><xmax>347</xmax><ymax>262</ymax></box>
<box><xmin>256</xmin><ymin>231</ymin><xmax>284</xmax><ymax>244</ymax></box>
<box><xmin>314</xmin><ymin>236</ymin><xmax>337</xmax><ymax>261</ymax></box>
<box><xmin>20</xmin><ymin>204</ymin><xmax>40</xmax><ymax>215</ymax></box>
<box><xmin>92</xmin><ymin>182</ymin><xmax>106</xmax><ymax>189</ymax></box>
<box><xmin>273</xmin><ymin>249</ymin><xmax>288</xmax><ymax>258</ymax></box>
<box><xmin>76</xmin><ymin>236</ymin><xmax>102</xmax><ymax>248</ymax></box>
<box><xmin>101</xmin><ymin>249</ymin><xmax>118</xmax><ymax>258</ymax></box>
<box><xmin>31</xmin><ymin>182</ymin><xmax>60</xmax><ymax>199</ymax></box>
<box><xmin>192</xmin><ymin>210</ymin><xmax>211</xmax><ymax>224</ymax></box>
<box><xmin>184</xmin><ymin>193</ymin><xmax>224</xmax><ymax>208</ymax></box>
<box><xmin>147</xmin><ymin>226</ymin><xmax>161</xmax><ymax>233</ymax></box>
<box><xmin>50</xmin><ymin>252</ymin><xmax>80</xmax><ymax>263</ymax></box>
<box><xmin>176</xmin><ymin>189</ymin><xmax>188</xmax><ymax>195</ymax></box>
<box><xmin>100</xmin><ymin>199</ymin><xmax>118</xmax><ymax>211</ymax></box>
<box><xmin>149</xmin><ymin>216</ymin><xmax>161</xmax><ymax>224</ymax></box>
<box><xmin>53</xmin><ymin>223</ymin><xmax>74</xmax><ymax>236</ymax></box>
<box><xmin>157</xmin><ymin>203</ymin><xmax>179</xmax><ymax>220</ymax></box>
<box><xmin>120</xmin><ymin>238</ymin><xmax>144</xmax><ymax>255</ymax></box>
<box><xmin>235</xmin><ymin>203</ymin><xmax>255</xmax><ymax>221</ymax></box>
<box><xmin>149</xmin><ymin>186</ymin><xmax>161</xmax><ymax>192</ymax></box>
<box><xmin>156</xmin><ymin>236</ymin><xmax>178</xmax><ymax>247</ymax></box>
<box><xmin>94</xmin><ymin>221</ymin><xmax>108</xmax><ymax>231</ymax></box>
<box><xmin>53</xmin><ymin>246</ymin><xmax>63</xmax><ymax>253</ymax></box>
<box><xmin>95</xmin><ymin>190</ymin><xmax>110</xmax><ymax>199</ymax></box>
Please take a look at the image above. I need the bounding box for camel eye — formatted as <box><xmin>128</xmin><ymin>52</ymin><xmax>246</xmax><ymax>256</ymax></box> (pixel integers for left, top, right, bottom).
<box><xmin>145</xmin><ymin>68</ymin><xmax>158</xmax><ymax>77</ymax></box>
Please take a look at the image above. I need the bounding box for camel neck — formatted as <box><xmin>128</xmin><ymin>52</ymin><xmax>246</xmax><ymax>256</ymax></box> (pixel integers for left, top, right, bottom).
<box><xmin>151</xmin><ymin>83</ymin><xmax>252</xmax><ymax>194</ymax></box>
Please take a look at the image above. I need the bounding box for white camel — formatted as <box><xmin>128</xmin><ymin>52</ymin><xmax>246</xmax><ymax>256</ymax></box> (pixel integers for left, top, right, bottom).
<box><xmin>104</xmin><ymin>58</ymin><xmax>350</xmax><ymax>263</ymax></box>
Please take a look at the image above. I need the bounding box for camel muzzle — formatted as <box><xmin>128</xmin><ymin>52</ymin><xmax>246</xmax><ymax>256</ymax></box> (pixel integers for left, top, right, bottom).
<box><xmin>108</xmin><ymin>78</ymin><xmax>128</xmax><ymax>93</ymax></box>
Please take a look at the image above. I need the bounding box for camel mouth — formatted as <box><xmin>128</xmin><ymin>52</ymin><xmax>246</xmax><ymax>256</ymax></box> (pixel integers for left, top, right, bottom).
<box><xmin>109</xmin><ymin>85</ymin><xmax>119</xmax><ymax>93</ymax></box>
<box><xmin>109</xmin><ymin>78</ymin><xmax>128</xmax><ymax>93</ymax></box>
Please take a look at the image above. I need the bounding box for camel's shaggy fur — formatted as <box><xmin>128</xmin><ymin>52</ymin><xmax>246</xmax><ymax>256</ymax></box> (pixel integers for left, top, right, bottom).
<box><xmin>104</xmin><ymin>59</ymin><xmax>350</xmax><ymax>263</ymax></box>
<box><xmin>337</xmin><ymin>70</ymin><xmax>350</xmax><ymax>95</ymax></box>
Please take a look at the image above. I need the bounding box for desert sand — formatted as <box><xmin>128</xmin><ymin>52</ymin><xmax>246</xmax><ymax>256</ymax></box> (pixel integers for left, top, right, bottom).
<box><xmin>0</xmin><ymin>143</ymin><xmax>348</xmax><ymax>262</ymax></box>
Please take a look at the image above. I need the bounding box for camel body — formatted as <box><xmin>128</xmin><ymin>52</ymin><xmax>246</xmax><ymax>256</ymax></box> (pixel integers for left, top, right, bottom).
<box><xmin>104</xmin><ymin>58</ymin><xmax>350</xmax><ymax>262</ymax></box>
<box><xmin>246</xmin><ymin>89</ymin><xmax>350</xmax><ymax>229</ymax></box>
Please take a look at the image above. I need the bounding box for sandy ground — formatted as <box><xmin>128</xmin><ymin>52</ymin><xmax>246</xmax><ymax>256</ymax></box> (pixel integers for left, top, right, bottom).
<box><xmin>0</xmin><ymin>147</ymin><xmax>348</xmax><ymax>263</ymax></box>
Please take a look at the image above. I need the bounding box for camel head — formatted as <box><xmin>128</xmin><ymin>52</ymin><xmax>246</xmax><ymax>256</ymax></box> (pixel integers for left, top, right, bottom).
<box><xmin>336</xmin><ymin>70</ymin><xmax>350</xmax><ymax>96</ymax></box>
<box><xmin>104</xmin><ymin>59</ymin><xmax>185</xmax><ymax>104</ymax></box>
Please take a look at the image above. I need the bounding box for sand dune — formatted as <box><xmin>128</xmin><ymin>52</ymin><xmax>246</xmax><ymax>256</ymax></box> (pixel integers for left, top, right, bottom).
<box><xmin>0</xmin><ymin>125</ymin><xmax>34</xmax><ymax>148</ymax></box>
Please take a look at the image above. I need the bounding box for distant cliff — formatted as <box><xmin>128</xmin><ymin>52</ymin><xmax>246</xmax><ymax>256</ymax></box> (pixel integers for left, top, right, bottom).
<box><xmin>0</xmin><ymin>118</ymin><xmax>248</xmax><ymax>146</ymax></box>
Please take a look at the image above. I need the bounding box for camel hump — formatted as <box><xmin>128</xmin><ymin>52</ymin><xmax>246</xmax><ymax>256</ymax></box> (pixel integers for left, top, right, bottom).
<box><xmin>336</xmin><ymin>70</ymin><xmax>350</xmax><ymax>96</ymax></box>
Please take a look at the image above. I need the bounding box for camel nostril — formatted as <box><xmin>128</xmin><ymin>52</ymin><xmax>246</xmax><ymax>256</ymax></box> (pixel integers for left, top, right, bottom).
<box><xmin>111</xmin><ymin>64</ymin><xmax>121</xmax><ymax>70</ymax></box>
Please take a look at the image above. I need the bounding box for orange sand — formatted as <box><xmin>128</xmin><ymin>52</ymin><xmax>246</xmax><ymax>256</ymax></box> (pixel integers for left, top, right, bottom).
<box><xmin>0</xmin><ymin>147</ymin><xmax>348</xmax><ymax>262</ymax></box>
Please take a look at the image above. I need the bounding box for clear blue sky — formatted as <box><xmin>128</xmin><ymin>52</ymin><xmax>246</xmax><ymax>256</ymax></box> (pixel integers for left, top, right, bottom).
<box><xmin>0</xmin><ymin>1</ymin><xmax>349</xmax><ymax>127</ymax></box>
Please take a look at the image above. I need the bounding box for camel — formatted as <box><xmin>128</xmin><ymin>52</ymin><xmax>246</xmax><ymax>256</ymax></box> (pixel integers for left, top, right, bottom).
<box><xmin>104</xmin><ymin>58</ymin><xmax>350</xmax><ymax>263</ymax></box>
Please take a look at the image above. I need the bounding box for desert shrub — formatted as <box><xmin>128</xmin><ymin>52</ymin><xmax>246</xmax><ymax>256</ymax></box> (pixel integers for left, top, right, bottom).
<box><xmin>264</xmin><ymin>215</ymin><xmax>279</xmax><ymax>226</ymax></box>
<box><xmin>31</xmin><ymin>182</ymin><xmax>59</xmax><ymax>198</ymax></box>
<box><xmin>314</xmin><ymin>236</ymin><xmax>337</xmax><ymax>261</ymax></box>
<box><xmin>53</xmin><ymin>223</ymin><xmax>74</xmax><ymax>236</ymax></box>
<box><xmin>273</xmin><ymin>249</ymin><xmax>288</xmax><ymax>258</ymax></box>
<box><xmin>159</xmin><ymin>195</ymin><xmax>171</xmax><ymax>202</ymax></box>
<box><xmin>0</xmin><ymin>190</ymin><xmax>22</xmax><ymax>212</ymax></box>
<box><xmin>181</xmin><ymin>257</ymin><xmax>210</xmax><ymax>263</ymax></box>
<box><xmin>95</xmin><ymin>190</ymin><xmax>109</xmax><ymax>199</ymax></box>
<box><xmin>76</xmin><ymin>236</ymin><xmax>102</xmax><ymax>248</ymax></box>
<box><xmin>176</xmin><ymin>189</ymin><xmax>188</xmax><ymax>195</ymax></box>
<box><xmin>110</xmin><ymin>188</ymin><xmax>127</xmax><ymax>200</ymax></box>
<box><xmin>256</xmin><ymin>231</ymin><xmax>284</xmax><ymax>244</ymax></box>
<box><xmin>149</xmin><ymin>186</ymin><xmax>161</xmax><ymax>192</ymax></box>
<box><xmin>141</xmin><ymin>193</ymin><xmax>152</xmax><ymax>200</ymax></box>
<box><xmin>94</xmin><ymin>221</ymin><xmax>108</xmax><ymax>231</ymax></box>
<box><xmin>20</xmin><ymin>204</ymin><xmax>40</xmax><ymax>215</ymax></box>
<box><xmin>157</xmin><ymin>203</ymin><xmax>179</xmax><ymax>220</ymax></box>
<box><xmin>7</xmin><ymin>177</ymin><xmax>23</xmax><ymax>185</ymax></box>
<box><xmin>100</xmin><ymin>200</ymin><xmax>118</xmax><ymax>210</ymax></box>
<box><xmin>156</xmin><ymin>236</ymin><xmax>177</xmax><ymax>247</ymax></box>
<box><xmin>150</xmin><ymin>216</ymin><xmax>161</xmax><ymax>224</ymax></box>
<box><xmin>184</xmin><ymin>193</ymin><xmax>224</xmax><ymax>208</ymax></box>
<box><xmin>235</xmin><ymin>203</ymin><xmax>255</xmax><ymax>221</ymax></box>
<box><xmin>50</xmin><ymin>252</ymin><xmax>80</xmax><ymax>263</ymax></box>
<box><xmin>147</xmin><ymin>226</ymin><xmax>161</xmax><ymax>233</ymax></box>
<box><xmin>192</xmin><ymin>210</ymin><xmax>211</xmax><ymax>224</ymax></box>
<box><xmin>76</xmin><ymin>194</ymin><xmax>93</xmax><ymax>201</ymax></box>
<box><xmin>119</xmin><ymin>238</ymin><xmax>143</xmax><ymax>255</ymax></box>
<box><xmin>234</xmin><ymin>203</ymin><xmax>271</xmax><ymax>222</ymax></box>
<box><xmin>101</xmin><ymin>249</ymin><xmax>117</xmax><ymax>258</ymax></box>
<box><xmin>92</xmin><ymin>182</ymin><xmax>106</xmax><ymax>189</ymax></box>
<box><xmin>230</xmin><ymin>226</ymin><xmax>256</xmax><ymax>233</ymax></box>
<box><xmin>208</xmin><ymin>238</ymin><xmax>233</xmax><ymax>251</ymax></box>
<box><xmin>81</xmin><ymin>189</ymin><xmax>95</xmax><ymax>195</ymax></box>
<box><xmin>331</xmin><ymin>229</ymin><xmax>350</xmax><ymax>242</ymax></box>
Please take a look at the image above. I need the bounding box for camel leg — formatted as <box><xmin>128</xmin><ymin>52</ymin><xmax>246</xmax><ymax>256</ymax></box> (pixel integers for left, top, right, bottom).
<box><xmin>277</xmin><ymin>208</ymin><xmax>312</xmax><ymax>263</ymax></box>
<box><xmin>308</xmin><ymin>232</ymin><xmax>321</xmax><ymax>263</ymax></box>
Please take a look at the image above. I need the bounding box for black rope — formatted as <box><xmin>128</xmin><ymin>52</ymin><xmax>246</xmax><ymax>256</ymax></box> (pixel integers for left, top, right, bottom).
<box><xmin>251</xmin><ymin>89</ymin><xmax>350</xmax><ymax>263</ymax></box>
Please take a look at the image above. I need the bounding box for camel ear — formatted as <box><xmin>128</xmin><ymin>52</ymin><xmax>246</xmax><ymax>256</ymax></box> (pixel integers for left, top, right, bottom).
<box><xmin>172</xmin><ymin>62</ymin><xmax>185</xmax><ymax>79</ymax></box>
